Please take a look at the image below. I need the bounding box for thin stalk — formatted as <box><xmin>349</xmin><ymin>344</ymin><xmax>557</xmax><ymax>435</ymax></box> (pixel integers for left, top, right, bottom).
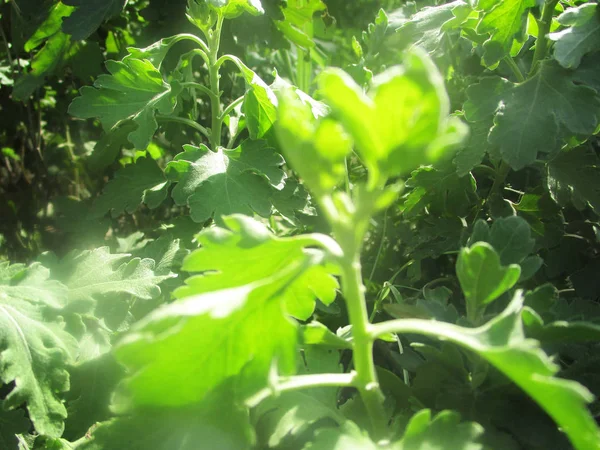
<box><xmin>156</xmin><ymin>114</ymin><xmax>210</xmax><ymax>139</ymax></box>
<box><xmin>208</xmin><ymin>15</ymin><xmax>225</xmax><ymax>149</ymax></box>
<box><xmin>488</xmin><ymin>160</ymin><xmax>510</xmax><ymax>199</ymax></box>
<box><xmin>504</xmin><ymin>56</ymin><xmax>525</xmax><ymax>83</ymax></box>
<box><xmin>220</xmin><ymin>95</ymin><xmax>244</xmax><ymax>120</ymax></box>
<box><xmin>181</xmin><ymin>81</ymin><xmax>216</xmax><ymax>101</ymax></box>
<box><xmin>529</xmin><ymin>0</ymin><xmax>560</xmax><ymax>77</ymax></box>
<box><xmin>246</xmin><ymin>372</ymin><xmax>356</xmax><ymax>409</ymax></box>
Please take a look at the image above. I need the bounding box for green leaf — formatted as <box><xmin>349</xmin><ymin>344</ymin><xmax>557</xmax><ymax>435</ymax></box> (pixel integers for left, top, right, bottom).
<box><xmin>224</xmin><ymin>57</ymin><xmax>278</xmax><ymax>139</ymax></box>
<box><xmin>0</xmin><ymin>409</ymin><xmax>30</xmax><ymax>450</ymax></box>
<box><xmin>23</xmin><ymin>2</ymin><xmax>74</xmax><ymax>52</ymax></box>
<box><xmin>476</xmin><ymin>0</ymin><xmax>536</xmax><ymax>67</ymax></box>
<box><xmin>86</xmin><ymin>122</ymin><xmax>136</xmax><ymax>173</ymax></box>
<box><xmin>548</xmin><ymin>145</ymin><xmax>600</xmax><ymax>215</ymax></box>
<box><xmin>42</xmin><ymin>247</ymin><xmax>171</xmax><ymax>305</ymax></box>
<box><xmin>187</xmin><ymin>0</ymin><xmax>218</xmax><ymax>32</ymax></box>
<box><xmin>396</xmin><ymin>409</ymin><xmax>484</xmax><ymax>449</ymax></box>
<box><xmin>63</xmin><ymin>353</ymin><xmax>124</xmax><ymax>440</ymax></box>
<box><xmin>69</xmin><ymin>58</ymin><xmax>180</xmax><ymax>149</ymax></box>
<box><xmin>303</xmin><ymin>421</ymin><xmax>383</xmax><ymax>449</ymax></box>
<box><xmin>549</xmin><ymin>3</ymin><xmax>600</xmax><ymax>69</ymax></box>
<box><xmin>126</xmin><ymin>35</ymin><xmax>198</xmax><ymax>70</ymax></box>
<box><xmin>319</xmin><ymin>49</ymin><xmax>467</xmax><ymax>179</ymax></box>
<box><xmin>276</xmin><ymin>87</ymin><xmax>351</xmax><ymax>196</ymax></box>
<box><xmin>402</xmin><ymin>165</ymin><xmax>478</xmax><ymax>218</ymax></box>
<box><xmin>210</xmin><ymin>0</ymin><xmax>264</xmax><ymax>19</ymax></box>
<box><xmin>13</xmin><ymin>32</ymin><xmax>79</xmax><ymax>100</ymax></box>
<box><xmin>112</xmin><ymin>259</ymin><xmax>309</xmax><ymax>411</ymax></box>
<box><xmin>92</xmin><ymin>157</ymin><xmax>169</xmax><ymax>218</ymax></box>
<box><xmin>377</xmin><ymin>293</ymin><xmax>600</xmax><ymax>450</ymax></box>
<box><xmin>273</xmin><ymin>0</ymin><xmax>326</xmax><ymax>48</ymax></box>
<box><xmin>254</xmin><ymin>347</ymin><xmax>345</xmax><ymax>447</ymax></box>
<box><xmin>301</xmin><ymin>322</ymin><xmax>351</xmax><ymax>349</ymax></box>
<box><xmin>61</xmin><ymin>0</ymin><xmax>127</xmax><ymax>41</ymax></box>
<box><xmin>456</xmin><ymin>242</ymin><xmax>521</xmax><ymax>320</ymax></box>
<box><xmin>78</xmin><ymin>395</ymin><xmax>253</xmax><ymax>450</ymax></box>
<box><xmin>489</xmin><ymin>61</ymin><xmax>600</xmax><ymax>170</ymax></box>
<box><xmin>486</xmin><ymin>216</ymin><xmax>535</xmax><ymax>265</ymax></box>
<box><xmin>176</xmin><ymin>214</ymin><xmax>338</xmax><ymax>320</ymax></box>
<box><xmin>0</xmin><ymin>263</ymin><xmax>77</xmax><ymax>437</ymax></box>
<box><xmin>167</xmin><ymin>141</ymin><xmax>285</xmax><ymax>223</ymax></box>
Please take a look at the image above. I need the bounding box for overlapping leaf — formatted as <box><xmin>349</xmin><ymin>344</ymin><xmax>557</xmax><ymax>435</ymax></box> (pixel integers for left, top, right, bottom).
<box><xmin>475</xmin><ymin>0</ymin><xmax>536</xmax><ymax>67</ymax></box>
<box><xmin>0</xmin><ymin>263</ymin><xmax>76</xmax><ymax>438</ymax></box>
<box><xmin>549</xmin><ymin>3</ymin><xmax>600</xmax><ymax>69</ymax></box>
<box><xmin>167</xmin><ymin>140</ymin><xmax>285</xmax><ymax>223</ymax></box>
<box><xmin>319</xmin><ymin>49</ymin><xmax>467</xmax><ymax>179</ymax></box>
<box><xmin>375</xmin><ymin>293</ymin><xmax>600</xmax><ymax>449</ymax></box>
<box><xmin>41</xmin><ymin>247</ymin><xmax>171</xmax><ymax>305</ymax></box>
<box><xmin>176</xmin><ymin>215</ymin><xmax>339</xmax><ymax>320</ymax></box>
<box><xmin>112</xmin><ymin>258</ymin><xmax>310</xmax><ymax>411</ymax></box>
<box><xmin>465</xmin><ymin>62</ymin><xmax>600</xmax><ymax>170</ymax></box>
<box><xmin>396</xmin><ymin>410</ymin><xmax>484</xmax><ymax>449</ymax></box>
<box><xmin>93</xmin><ymin>157</ymin><xmax>170</xmax><ymax>217</ymax></box>
<box><xmin>61</xmin><ymin>0</ymin><xmax>127</xmax><ymax>41</ymax></box>
<box><xmin>69</xmin><ymin>58</ymin><xmax>180</xmax><ymax>149</ymax></box>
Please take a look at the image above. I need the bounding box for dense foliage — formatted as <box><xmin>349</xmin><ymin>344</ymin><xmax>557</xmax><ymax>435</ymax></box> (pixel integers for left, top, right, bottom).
<box><xmin>1</xmin><ymin>0</ymin><xmax>600</xmax><ymax>448</ymax></box>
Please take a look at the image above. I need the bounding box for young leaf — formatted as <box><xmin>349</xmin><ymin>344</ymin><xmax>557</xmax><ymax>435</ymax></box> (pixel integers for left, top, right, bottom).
<box><xmin>273</xmin><ymin>0</ymin><xmax>326</xmax><ymax>48</ymax></box>
<box><xmin>126</xmin><ymin>34</ymin><xmax>201</xmax><ymax>70</ymax></box>
<box><xmin>61</xmin><ymin>0</ymin><xmax>127</xmax><ymax>41</ymax></box>
<box><xmin>92</xmin><ymin>157</ymin><xmax>169</xmax><ymax>218</ymax></box>
<box><xmin>69</xmin><ymin>58</ymin><xmax>181</xmax><ymax>149</ymax></box>
<box><xmin>549</xmin><ymin>3</ymin><xmax>600</xmax><ymax>69</ymax></box>
<box><xmin>319</xmin><ymin>49</ymin><xmax>467</xmax><ymax>179</ymax></box>
<box><xmin>487</xmin><ymin>216</ymin><xmax>535</xmax><ymax>265</ymax></box>
<box><xmin>276</xmin><ymin>87</ymin><xmax>351</xmax><ymax>196</ymax></box>
<box><xmin>476</xmin><ymin>0</ymin><xmax>536</xmax><ymax>67</ymax></box>
<box><xmin>167</xmin><ymin>141</ymin><xmax>285</xmax><ymax>223</ymax></box>
<box><xmin>112</xmin><ymin>260</ymin><xmax>310</xmax><ymax>411</ymax></box>
<box><xmin>488</xmin><ymin>61</ymin><xmax>600</xmax><ymax>170</ymax></box>
<box><xmin>176</xmin><ymin>214</ymin><xmax>339</xmax><ymax>320</ymax></box>
<box><xmin>210</xmin><ymin>0</ymin><xmax>264</xmax><ymax>19</ymax></box>
<box><xmin>0</xmin><ymin>263</ymin><xmax>76</xmax><ymax>437</ymax></box>
<box><xmin>456</xmin><ymin>242</ymin><xmax>521</xmax><ymax>320</ymax></box>
<box><xmin>396</xmin><ymin>409</ymin><xmax>484</xmax><ymax>450</ymax></box>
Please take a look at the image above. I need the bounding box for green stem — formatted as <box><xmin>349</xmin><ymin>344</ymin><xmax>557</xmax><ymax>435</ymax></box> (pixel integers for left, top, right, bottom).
<box><xmin>339</xmin><ymin>254</ymin><xmax>388</xmax><ymax>439</ymax></box>
<box><xmin>181</xmin><ymin>81</ymin><xmax>217</xmax><ymax>101</ymax></box>
<box><xmin>529</xmin><ymin>0</ymin><xmax>559</xmax><ymax>77</ymax></box>
<box><xmin>208</xmin><ymin>15</ymin><xmax>225</xmax><ymax>149</ymax></box>
<box><xmin>504</xmin><ymin>56</ymin><xmax>525</xmax><ymax>83</ymax></box>
<box><xmin>245</xmin><ymin>372</ymin><xmax>356</xmax><ymax>409</ymax></box>
<box><xmin>156</xmin><ymin>114</ymin><xmax>210</xmax><ymax>139</ymax></box>
<box><xmin>220</xmin><ymin>95</ymin><xmax>244</xmax><ymax>120</ymax></box>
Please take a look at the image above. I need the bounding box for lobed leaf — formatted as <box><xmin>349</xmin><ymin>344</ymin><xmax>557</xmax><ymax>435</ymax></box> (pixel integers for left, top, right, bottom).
<box><xmin>176</xmin><ymin>214</ymin><xmax>339</xmax><ymax>320</ymax></box>
<box><xmin>167</xmin><ymin>141</ymin><xmax>285</xmax><ymax>223</ymax></box>
<box><xmin>112</xmin><ymin>259</ymin><xmax>310</xmax><ymax>411</ymax></box>
<box><xmin>69</xmin><ymin>58</ymin><xmax>181</xmax><ymax>149</ymax></box>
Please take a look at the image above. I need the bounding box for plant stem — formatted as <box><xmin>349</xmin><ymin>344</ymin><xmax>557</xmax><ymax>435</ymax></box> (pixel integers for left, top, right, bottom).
<box><xmin>245</xmin><ymin>372</ymin><xmax>356</xmax><ymax>408</ymax></box>
<box><xmin>156</xmin><ymin>114</ymin><xmax>210</xmax><ymax>139</ymax></box>
<box><xmin>180</xmin><ymin>81</ymin><xmax>217</xmax><ymax>101</ymax></box>
<box><xmin>529</xmin><ymin>0</ymin><xmax>559</xmax><ymax>77</ymax></box>
<box><xmin>220</xmin><ymin>95</ymin><xmax>244</xmax><ymax>120</ymax></box>
<box><xmin>504</xmin><ymin>56</ymin><xmax>525</xmax><ymax>83</ymax></box>
<box><xmin>208</xmin><ymin>15</ymin><xmax>225</xmax><ymax>149</ymax></box>
<box><xmin>339</xmin><ymin>253</ymin><xmax>388</xmax><ymax>439</ymax></box>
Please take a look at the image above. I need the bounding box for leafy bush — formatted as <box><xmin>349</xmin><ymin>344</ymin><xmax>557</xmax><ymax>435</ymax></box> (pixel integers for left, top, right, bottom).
<box><xmin>1</xmin><ymin>0</ymin><xmax>600</xmax><ymax>449</ymax></box>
